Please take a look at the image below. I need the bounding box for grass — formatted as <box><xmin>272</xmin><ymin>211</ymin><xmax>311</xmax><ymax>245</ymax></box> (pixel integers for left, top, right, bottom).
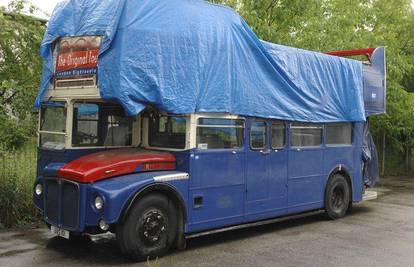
<box><xmin>0</xmin><ymin>142</ymin><xmax>39</xmax><ymax>229</ymax></box>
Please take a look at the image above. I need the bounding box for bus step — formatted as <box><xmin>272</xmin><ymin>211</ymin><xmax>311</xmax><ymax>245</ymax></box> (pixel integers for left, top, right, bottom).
<box><xmin>362</xmin><ymin>190</ymin><xmax>378</xmax><ymax>201</ymax></box>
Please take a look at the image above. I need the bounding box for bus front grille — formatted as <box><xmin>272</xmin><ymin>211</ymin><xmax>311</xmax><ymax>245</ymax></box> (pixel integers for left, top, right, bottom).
<box><xmin>44</xmin><ymin>179</ymin><xmax>80</xmax><ymax>230</ymax></box>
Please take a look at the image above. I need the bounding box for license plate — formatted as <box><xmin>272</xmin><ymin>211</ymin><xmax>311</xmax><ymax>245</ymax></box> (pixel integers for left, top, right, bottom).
<box><xmin>51</xmin><ymin>225</ymin><xmax>70</xmax><ymax>239</ymax></box>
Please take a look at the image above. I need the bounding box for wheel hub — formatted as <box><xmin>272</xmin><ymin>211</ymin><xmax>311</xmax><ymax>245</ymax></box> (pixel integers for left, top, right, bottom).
<box><xmin>140</xmin><ymin>210</ymin><xmax>167</xmax><ymax>244</ymax></box>
<box><xmin>332</xmin><ymin>186</ymin><xmax>345</xmax><ymax>210</ymax></box>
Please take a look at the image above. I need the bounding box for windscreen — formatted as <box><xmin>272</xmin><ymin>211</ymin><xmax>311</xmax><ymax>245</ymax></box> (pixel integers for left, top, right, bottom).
<box><xmin>72</xmin><ymin>102</ymin><xmax>133</xmax><ymax>147</ymax></box>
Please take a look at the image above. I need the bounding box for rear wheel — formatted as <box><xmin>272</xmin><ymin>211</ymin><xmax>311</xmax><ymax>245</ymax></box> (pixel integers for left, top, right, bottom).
<box><xmin>116</xmin><ymin>194</ymin><xmax>178</xmax><ymax>261</ymax></box>
<box><xmin>325</xmin><ymin>174</ymin><xmax>350</xmax><ymax>219</ymax></box>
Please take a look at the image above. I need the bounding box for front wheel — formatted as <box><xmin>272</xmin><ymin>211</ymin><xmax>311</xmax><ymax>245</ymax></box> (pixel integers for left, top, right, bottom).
<box><xmin>325</xmin><ymin>174</ymin><xmax>350</xmax><ymax>219</ymax></box>
<box><xmin>116</xmin><ymin>194</ymin><xmax>178</xmax><ymax>261</ymax></box>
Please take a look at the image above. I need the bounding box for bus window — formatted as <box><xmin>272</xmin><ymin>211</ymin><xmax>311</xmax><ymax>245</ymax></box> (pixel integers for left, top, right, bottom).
<box><xmin>72</xmin><ymin>102</ymin><xmax>133</xmax><ymax>147</ymax></box>
<box><xmin>39</xmin><ymin>102</ymin><xmax>66</xmax><ymax>150</ymax></box>
<box><xmin>196</xmin><ymin>118</ymin><xmax>244</xmax><ymax>149</ymax></box>
<box><xmin>271</xmin><ymin>121</ymin><xmax>285</xmax><ymax>149</ymax></box>
<box><xmin>291</xmin><ymin>122</ymin><xmax>322</xmax><ymax>147</ymax></box>
<box><xmin>250</xmin><ymin>121</ymin><xmax>267</xmax><ymax>149</ymax></box>
<box><xmin>326</xmin><ymin>123</ymin><xmax>352</xmax><ymax>146</ymax></box>
<box><xmin>148</xmin><ymin>115</ymin><xmax>186</xmax><ymax>149</ymax></box>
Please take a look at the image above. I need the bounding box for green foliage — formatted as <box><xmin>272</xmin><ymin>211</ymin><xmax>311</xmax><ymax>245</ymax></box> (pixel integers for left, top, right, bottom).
<box><xmin>0</xmin><ymin>142</ymin><xmax>39</xmax><ymax>228</ymax></box>
<box><xmin>0</xmin><ymin>0</ymin><xmax>45</xmax><ymax>150</ymax></box>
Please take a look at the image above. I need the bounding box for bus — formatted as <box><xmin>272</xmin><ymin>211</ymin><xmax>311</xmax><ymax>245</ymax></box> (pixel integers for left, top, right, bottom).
<box><xmin>33</xmin><ymin>0</ymin><xmax>385</xmax><ymax>261</ymax></box>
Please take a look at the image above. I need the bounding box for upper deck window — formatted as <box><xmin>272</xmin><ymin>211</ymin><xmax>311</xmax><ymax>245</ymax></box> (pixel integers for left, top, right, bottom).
<box><xmin>196</xmin><ymin>118</ymin><xmax>244</xmax><ymax>149</ymax></box>
<box><xmin>72</xmin><ymin>102</ymin><xmax>133</xmax><ymax>147</ymax></box>
<box><xmin>326</xmin><ymin>123</ymin><xmax>352</xmax><ymax>146</ymax></box>
<box><xmin>39</xmin><ymin>102</ymin><xmax>67</xmax><ymax>150</ymax></box>
<box><xmin>291</xmin><ymin>122</ymin><xmax>323</xmax><ymax>147</ymax></box>
<box><xmin>148</xmin><ymin>115</ymin><xmax>186</xmax><ymax>149</ymax></box>
<box><xmin>250</xmin><ymin>121</ymin><xmax>267</xmax><ymax>149</ymax></box>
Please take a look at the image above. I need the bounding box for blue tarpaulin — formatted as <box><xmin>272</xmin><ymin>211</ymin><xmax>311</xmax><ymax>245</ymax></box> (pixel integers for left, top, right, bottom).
<box><xmin>35</xmin><ymin>0</ymin><xmax>366</xmax><ymax>122</ymax></box>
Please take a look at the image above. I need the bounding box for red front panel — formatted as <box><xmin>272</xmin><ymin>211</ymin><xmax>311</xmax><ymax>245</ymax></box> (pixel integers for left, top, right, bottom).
<box><xmin>57</xmin><ymin>148</ymin><xmax>176</xmax><ymax>183</ymax></box>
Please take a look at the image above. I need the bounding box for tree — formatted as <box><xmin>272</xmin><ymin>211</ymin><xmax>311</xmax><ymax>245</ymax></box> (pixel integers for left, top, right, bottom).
<box><xmin>0</xmin><ymin>0</ymin><xmax>46</xmax><ymax>150</ymax></box>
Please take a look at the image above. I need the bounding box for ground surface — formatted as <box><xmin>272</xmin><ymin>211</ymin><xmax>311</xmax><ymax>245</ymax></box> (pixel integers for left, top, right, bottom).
<box><xmin>1</xmin><ymin>176</ymin><xmax>414</xmax><ymax>267</ymax></box>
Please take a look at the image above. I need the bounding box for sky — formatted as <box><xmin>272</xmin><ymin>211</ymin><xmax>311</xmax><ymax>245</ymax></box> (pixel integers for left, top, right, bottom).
<box><xmin>0</xmin><ymin>0</ymin><xmax>62</xmax><ymax>19</ymax></box>
<box><xmin>0</xmin><ymin>0</ymin><xmax>414</xmax><ymax>20</ymax></box>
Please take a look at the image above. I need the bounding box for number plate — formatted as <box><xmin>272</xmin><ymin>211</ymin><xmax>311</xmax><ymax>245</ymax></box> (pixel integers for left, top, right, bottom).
<box><xmin>51</xmin><ymin>225</ymin><xmax>70</xmax><ymax>239</ymax></box>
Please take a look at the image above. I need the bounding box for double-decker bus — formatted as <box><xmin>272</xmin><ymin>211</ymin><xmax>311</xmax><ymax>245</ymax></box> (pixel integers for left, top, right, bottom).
<box><xmin>33</xmin><ymin>0</ymin><xmax>385</xmax><ymax>261</ymax></box>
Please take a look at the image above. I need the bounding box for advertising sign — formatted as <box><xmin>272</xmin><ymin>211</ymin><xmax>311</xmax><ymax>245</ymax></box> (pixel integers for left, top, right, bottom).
<box><xmin>55</xmin><ymin>36</ymin><xmax>102</xmax><ymax>79</ymax></box>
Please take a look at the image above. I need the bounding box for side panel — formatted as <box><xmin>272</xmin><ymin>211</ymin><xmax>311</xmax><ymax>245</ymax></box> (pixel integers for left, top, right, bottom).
<box><xmin>288</xmin><ymin>147</ymin><xmax>325</xmax><ymax>211</ymax></box>
<box><xmin>187</xmin><ymin>149</ymin><xmax>245</xmax><ymax>232</ymax></box>
<box><xmin>363</xmin><ymin>47</ymin><xmax>386</xmax><ymax>116</ymax></box>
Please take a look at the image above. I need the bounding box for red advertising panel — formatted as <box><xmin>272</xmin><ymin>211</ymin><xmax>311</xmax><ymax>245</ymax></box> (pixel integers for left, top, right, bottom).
<box><xmin>55</xmin><ymin>36</ymin><xmax>102</xmax><ymax>79</ymax></box>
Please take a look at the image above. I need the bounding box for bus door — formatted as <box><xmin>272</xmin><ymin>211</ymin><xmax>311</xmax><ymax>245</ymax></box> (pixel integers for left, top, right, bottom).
<box><xmin>188</xmin><ymin>117</ymin><xmax>246</xmax><ymax>232</ymax></box>
<box><xmin>288</xmin><ymin>123</ymin><xmax>325</xmax><ymax>212</ymax></box>
<box><xmin>245</xmin><ymin>119</ymin><xmax>288</xmax><ymax>218</ymax></box>
<box><xmin>268</xmin><ymin>121</ymin><xmax>288</xmax><ymax>209</ymax></box>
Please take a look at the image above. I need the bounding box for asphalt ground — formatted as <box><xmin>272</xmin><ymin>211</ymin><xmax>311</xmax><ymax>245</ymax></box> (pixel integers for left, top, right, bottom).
<box><xmin>1</xmin><ymin>176</ymin><xmax>414</xmax><ymax>267</ymax></box>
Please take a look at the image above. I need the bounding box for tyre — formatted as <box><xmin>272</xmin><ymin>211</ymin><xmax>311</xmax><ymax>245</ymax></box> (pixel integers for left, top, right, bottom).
<box><xmin>116</xmin><ymin>194</ymin><xmax>178</xmax><ymax>261</ymax></box>
<box><xmin>324</xmin><ymin>174</ymin><xmax>351</xmax><ymax>220</ymax></box>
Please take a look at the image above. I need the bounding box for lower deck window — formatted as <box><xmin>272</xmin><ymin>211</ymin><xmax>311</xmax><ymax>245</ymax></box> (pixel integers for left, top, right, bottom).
<box><xmin>148</xmin><ymin>115</ymin><xmax>186</xmax><ymax>149</ymax></box>
<box><xmin>291</xmin><ymin>122</ymin><xmax>322</xmax><ymax>147</ymax></box>
<box><xmin>197</xmin><ymin>118</ymin><xmax>244</xmax><ymax>149</ymax></box>
<box><xmin>271</xmin><ymin>121</ymin><xmax>285</xmax><ymax>149</ymax></box>
<box><xmin>326</xmin><ymin>123</ymin><xmax>353</xmax><ymax>145</ymax></box>
<box><xmin>72</xmin><ymin>102</ymin><xmax>133</xmax><ymax>147</ymax></box>
<box><xmin>250</xmin><ymin>121</ymin><xmax>267</xmax><ymax>149</ymax></box>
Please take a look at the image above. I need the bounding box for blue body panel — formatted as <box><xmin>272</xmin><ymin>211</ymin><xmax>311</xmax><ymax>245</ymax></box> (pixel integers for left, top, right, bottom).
<box><xmin>34</xmin><ymin>120</ymin><xmax>365</xmax><ymax>235</ymax></box>
<box><xmin>187</xmin><ymin>148</ymin><xmax>246</xmax><ymax>232</ymax></box>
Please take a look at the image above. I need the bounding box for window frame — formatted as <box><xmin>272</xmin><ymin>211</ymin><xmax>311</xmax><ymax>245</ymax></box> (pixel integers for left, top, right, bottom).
<box><xmin>196</xmin><ymin>117</ymin><xmax>245</xmax><ymax>150</ymax></box>
<box><xmin>250</xmin><ymin>120</ymin><xmax>268</xmax><ymax>150</ymax></box>
<box><xmin>325</xmin><ymin>122</ymin><xmax>354</xmax><ymax>147</ymax></box>
<box><xmin>270</xmin><ymin>121</ymin><xmax>286</xmax><ymax>149</ymax></box>
<box><xmin>290</xmin><ymin>122</ymin><xmax>323</xmax><ymax>148</ymax></box>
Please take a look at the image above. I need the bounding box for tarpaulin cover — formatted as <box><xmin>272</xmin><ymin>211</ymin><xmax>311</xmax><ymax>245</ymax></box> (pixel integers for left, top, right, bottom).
<box><xmin>362</xmin><ymin>122</ymin><xmax>379</xmax><ymax>187</ymax></box>
<box><xmin>35</xmin><ymin>0</ymin><xmax>366</xmax><ymax>122</ymax></box>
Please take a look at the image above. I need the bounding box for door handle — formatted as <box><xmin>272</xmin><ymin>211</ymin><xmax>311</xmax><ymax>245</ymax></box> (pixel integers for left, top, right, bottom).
<box><xmin>260</xmin><ymin>149</ymin><xmax>271</xmax><ymax>155</ymax></box>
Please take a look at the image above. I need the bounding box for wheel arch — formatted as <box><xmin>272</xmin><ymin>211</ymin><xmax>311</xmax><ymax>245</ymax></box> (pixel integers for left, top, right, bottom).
<box><xmin>119</xmin><ymin>182</ymin><xmax>187</xmax><ymax>224</ymax></box>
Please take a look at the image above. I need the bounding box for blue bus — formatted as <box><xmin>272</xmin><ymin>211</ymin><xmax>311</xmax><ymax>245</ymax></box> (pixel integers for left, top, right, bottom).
<box><xmin>33</xmin><ymin>0</ymin><xmax>386</xmax><ymax>261</ymax></box>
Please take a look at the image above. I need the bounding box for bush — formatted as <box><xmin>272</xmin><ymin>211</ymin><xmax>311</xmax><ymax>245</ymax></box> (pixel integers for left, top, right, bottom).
<box><xmin>0</xmin><ymin>142</ymin><xmax>40</xmax><ymax>228</ymax></box>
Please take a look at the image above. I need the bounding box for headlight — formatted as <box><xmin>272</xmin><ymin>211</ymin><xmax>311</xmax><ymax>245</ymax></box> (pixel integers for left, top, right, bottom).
<box><xmin>94</xmin><ymin>196</ymin><xmax>104</xmax><ymax>210</ymax></box>
<box><xmin>35</xmin><ymin>184</ymin><xmax>43</xmax><ymax>196</ymax></box>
